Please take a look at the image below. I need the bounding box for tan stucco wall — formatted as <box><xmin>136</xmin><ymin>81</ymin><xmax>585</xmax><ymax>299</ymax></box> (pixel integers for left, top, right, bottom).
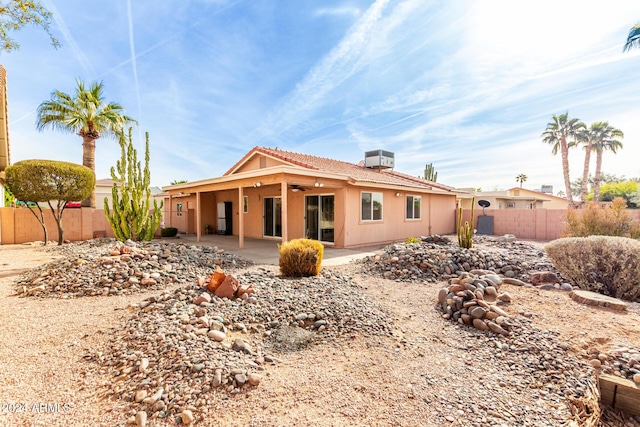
<box><xmin>1</xmin><ymin>207</ymin><xmax>112</xmax><ymax>244</ymax></box>
<box><xmin>163</xmin><ymin>184</ymin><xmax>456</xmax><ymax>248</ymax></box>
<box><xmin>343</xmin><ymin>188</ymin><xmax>457</xmax><ymax>248</ymax></box>
<box><xmin>233</xmin><ymin>155</ymin><xmax>285</xmax><ymax>174</ymax></box>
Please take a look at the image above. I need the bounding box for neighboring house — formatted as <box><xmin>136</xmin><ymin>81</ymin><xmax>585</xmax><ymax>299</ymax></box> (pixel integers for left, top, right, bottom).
<box><xmin>162</xmin><ymin>147</ymin><xmax>461</xmax><ymax>249</ymax></box>
<box><xmin>0</xmin><ymin>66</ymin><xmax>9</xmax><ymax>207</ymax></box>
<box><xmin>458</xmin><ymin>187</ymin><xmax>568</xmax><ymax>210</ymax></box>
<box><xmin>94</xmin><ymin>178</ymin><xmax>162</xmax><ymax>209</ymax></box>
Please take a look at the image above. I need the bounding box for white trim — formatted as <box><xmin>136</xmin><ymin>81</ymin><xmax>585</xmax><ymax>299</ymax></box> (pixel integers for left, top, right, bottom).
<box><xmin>360</xmin><ymin>191</ymin><xmax>383</xmax><ymax>222</ymax></box>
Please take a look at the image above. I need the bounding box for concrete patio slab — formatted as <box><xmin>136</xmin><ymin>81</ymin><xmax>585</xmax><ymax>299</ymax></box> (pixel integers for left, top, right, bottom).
<box><xmin>157</xmin><ymin>234</ymin><xmax>382</xmax><ymax>266</ymax></box>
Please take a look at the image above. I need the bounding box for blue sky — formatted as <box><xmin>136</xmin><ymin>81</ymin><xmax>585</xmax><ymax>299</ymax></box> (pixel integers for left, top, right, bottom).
<box><xmin>2</xmin><ymin>0</ymin><xmax>640</xmax><ymax>193</ymax></box>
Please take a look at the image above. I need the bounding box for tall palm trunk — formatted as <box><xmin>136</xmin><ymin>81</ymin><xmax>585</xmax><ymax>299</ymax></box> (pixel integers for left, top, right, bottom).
<box><xmin>81</xmin><ymin>136</ymin><xmax>97</xmax><ymax>208</ymax></box>
<box><xmin>581</xmin><ymin>142</ymin><xmax>592</xmax><ymax>203</ymax></box>
<box><xmin>560</xmin><ymin>137</ymin><xmax>574</xmax><ymax>206</ymax></box>
<box><xmin>593</xmin><ymin>151</ymin><xmax>603</xmax><ymax>202</ymax></box>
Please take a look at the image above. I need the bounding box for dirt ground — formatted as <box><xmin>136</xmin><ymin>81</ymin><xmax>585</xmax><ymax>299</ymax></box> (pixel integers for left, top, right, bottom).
<box><xmin>1</xmin><ymin>242</ymin><xmax>639</xmax><ymax>427</ymax></box>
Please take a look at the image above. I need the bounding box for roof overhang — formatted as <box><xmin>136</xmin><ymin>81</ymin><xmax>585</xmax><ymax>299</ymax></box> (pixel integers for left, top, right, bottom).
<box><xmin>163</xmin><ymin>165</ymin><xmax>458</xmax><ymax>196</ymax></box>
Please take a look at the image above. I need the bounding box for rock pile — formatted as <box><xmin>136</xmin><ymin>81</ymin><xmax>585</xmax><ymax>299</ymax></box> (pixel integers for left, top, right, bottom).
<box><xmin>358</xmin><ymin>235</ymin><xmax>558</xmax><ymax>283</ymax></box>
<box><xmin>438</xmin><ymin>270</ymin><xmax>516</xmax><ymax>335</ymax></box>
<box><xmin>88</xmin><ymin>267</ymin><xmax>393</xmax><ymax>425</ymax></box>
<box><xmin>584</xmin><ymin>344</ymin><xmax>640</xmax><ymax>383</ymax></box>
<box><xmin>15</xmin><ymin>239</ymin><xmax>253</xmax><ymax>298</ymax></box>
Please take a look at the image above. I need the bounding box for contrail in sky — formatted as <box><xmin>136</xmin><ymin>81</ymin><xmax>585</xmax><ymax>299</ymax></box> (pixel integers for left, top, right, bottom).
<box><xmin>127</xmin><ymin>0</ymin><xmax>142</xmax><ymax>139</ymax></box>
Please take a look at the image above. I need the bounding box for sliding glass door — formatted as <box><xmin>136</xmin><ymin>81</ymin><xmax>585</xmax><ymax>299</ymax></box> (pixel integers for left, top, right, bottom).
<box><xmin>305</xmin><ymin>195</ymin><xmax>334</xmax><ymax>243</ymax></box>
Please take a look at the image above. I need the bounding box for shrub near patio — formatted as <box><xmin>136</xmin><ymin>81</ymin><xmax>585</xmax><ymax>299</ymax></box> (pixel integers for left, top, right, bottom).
<box><xmin>279</xmin><ymin>238</ymin><xmax>324</xmax><ymax>277</ymax></box>
<box><xmin>545</xmin><ymin>236</ymin><xmax>640</xmax><ymax>301</ymax></box>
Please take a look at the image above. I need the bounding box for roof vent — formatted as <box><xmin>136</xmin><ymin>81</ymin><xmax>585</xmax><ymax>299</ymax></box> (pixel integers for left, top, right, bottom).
<box><xmin>364</xmin><ymin>150</ymin><xmax>394</xmax><ymax>170</ymax></box>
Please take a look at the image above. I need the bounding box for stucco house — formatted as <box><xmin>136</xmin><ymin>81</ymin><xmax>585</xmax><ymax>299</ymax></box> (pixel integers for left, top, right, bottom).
<box><xmin>162</xmin><ymin>147</ymin><xmax>461</xmax><ymax>249</ymax></box>
<box><xmin>93</xmin><ymin>178</ymin><xmax>162</xmax><ymax>209</ymax></box>
<box><xmin>458</xmin><ymin>187</ymin><xmax>568</xmax><ymax>210</ymax></box>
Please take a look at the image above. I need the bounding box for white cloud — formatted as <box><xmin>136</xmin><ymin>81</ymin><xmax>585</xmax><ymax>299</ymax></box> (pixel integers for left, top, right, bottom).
<box><xmin>314</xmin><ymin>6</ymin><xmax>362</xmax><ymax>18</ymax></box>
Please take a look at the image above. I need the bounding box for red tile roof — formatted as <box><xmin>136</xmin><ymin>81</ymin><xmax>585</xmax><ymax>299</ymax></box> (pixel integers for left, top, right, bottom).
<box><xmin>225</xmin><ymin>146</ymin><xmax>455</xmax><ymax>192</ymax></box>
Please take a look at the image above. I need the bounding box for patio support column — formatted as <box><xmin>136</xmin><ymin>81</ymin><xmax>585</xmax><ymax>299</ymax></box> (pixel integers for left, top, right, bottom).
<box><xmin>238</xmin><ymin>186</ymin><xmax>244</xmax><ymax>249</ymax></box>
<box><xmin>168</xmin><ymin>195</ymin><xmax>173</xmax><ymax>227</ymax></box>
<box><xmin>196</xmin><ymin>191</ymin><xmax>201</xmax><ymax>242</ymax></box>
<box><xmin>281</xmin><ymin>181</ymin><xmax>288</xmax><ymax>243</ymax></box>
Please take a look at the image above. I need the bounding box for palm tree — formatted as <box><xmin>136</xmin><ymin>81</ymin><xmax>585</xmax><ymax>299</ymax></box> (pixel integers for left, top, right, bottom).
<box><xmin>591</xmin><ymin>123</ymin><xmax>624</xmax><ymax>202</ymax></box>
<box><xmin>578</xmin><ymin>123</ymin><xmax>603</xmax><ymax>203</ymax></box>
<box><xmin>624</xmin><ymin>23</ymin><xmax>640</xmax><ymax>51</ymax></box>
<box><xmin>36</xmin><ymin>79</ymin><xmax>136</xmax><ymax>207</ymax></box>
<box><xmin>515</xmin><ymin>173</ymin><xmax>527</xmax><ymax>188</ymax></box>
<box><xmin>541</xmin><ymin>112</ymin><xmax>586</xmax><ymax>206</ymax></box>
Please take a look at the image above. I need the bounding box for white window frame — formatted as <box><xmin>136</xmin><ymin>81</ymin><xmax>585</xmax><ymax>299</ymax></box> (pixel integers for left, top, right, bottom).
<box><xmin>406</xmin><ymin>195</ymin><xmax>421</xmax><ymax>220</ymax></box>
<box><xmin>361</xmin><ymin>191</ymin><xmax>383</xmax><ymax>222</ymax></box>
<box><xmin>507</xmin><ymin>202</ymin><xmax>515</xmax><ymax>208</ymax></box>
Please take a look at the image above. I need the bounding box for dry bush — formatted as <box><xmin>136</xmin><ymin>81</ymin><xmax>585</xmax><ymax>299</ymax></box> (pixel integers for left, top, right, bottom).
<box><xmin>563</xmin><ymin>197</ymin><xmax>632</xmax><ymax>238</ymax></box>
<box><xmin>278</xmin><ymin>238</ymin><xmax>324</xmax><ymax>278</ymax></box>
<box><xmin>545</xmin><ymin>236</ymin><xmax>640</xmax><ymax>301</ymax></box>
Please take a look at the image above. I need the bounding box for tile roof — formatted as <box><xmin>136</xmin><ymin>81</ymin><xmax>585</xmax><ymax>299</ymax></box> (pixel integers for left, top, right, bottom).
<box><xmin>225</xmin><ymin>146</ymin><xmax>455</xmax><ymax>192</ymax></box>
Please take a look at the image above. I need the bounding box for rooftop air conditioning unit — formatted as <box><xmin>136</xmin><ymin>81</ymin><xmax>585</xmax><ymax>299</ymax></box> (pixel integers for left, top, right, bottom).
<box><xmin>540</xmin><ymin>185</ymin><xmax>553</xmax><ymax>194</ymax></box>
<box><xmin>364</xmin><ymin>150</ymin><xmax>394</xmax><ymax>169</ymax></box>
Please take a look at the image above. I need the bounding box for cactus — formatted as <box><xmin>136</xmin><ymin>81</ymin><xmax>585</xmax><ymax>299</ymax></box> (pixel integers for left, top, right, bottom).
<box><xmin>105</xmin><ymin>128</ymin><xmax>163</xmax><ymax>241</ymax></box>
<box><xmin>424</xmin><ymin>163</ymin><xmax>438</xmax><ymax>182</ymax></box>
<box><xmin>458</xmin><ymin>197</ymin><xmax>475</xmax><ymax>249</ymax></box>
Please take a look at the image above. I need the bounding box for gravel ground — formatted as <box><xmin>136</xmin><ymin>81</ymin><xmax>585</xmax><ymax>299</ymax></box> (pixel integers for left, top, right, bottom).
<box><xmin>1</xmin><ymin>237</ymin><xmax>640</xmax><ymax>426</ymax></box>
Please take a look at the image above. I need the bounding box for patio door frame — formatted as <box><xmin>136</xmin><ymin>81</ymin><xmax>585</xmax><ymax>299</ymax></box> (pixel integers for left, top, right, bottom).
<box><xmin>305</xmin><ymin>194</ymin><xmax>334</xmax><ymax>243</ymax></box>
<box><xmin>263</xmin><ymin>196</ymin><xmax>282</xmax><ymax>238</ymax></box>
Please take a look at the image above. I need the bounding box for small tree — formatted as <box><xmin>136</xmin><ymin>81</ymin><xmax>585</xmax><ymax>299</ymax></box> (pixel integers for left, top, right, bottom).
<box><xmin>105</xmin><ymin>128</ymin><xmax>163</xmax><ymax>241</ymax></box>
<box><xmin>5</xmin><ymin>160</ymin><xmax>94</xmax><ymax>245</ymax></box>
<box><xmin>0</xmin><ymin>1</ymin><xmax>60</xmax><ymax>52</ymax></box>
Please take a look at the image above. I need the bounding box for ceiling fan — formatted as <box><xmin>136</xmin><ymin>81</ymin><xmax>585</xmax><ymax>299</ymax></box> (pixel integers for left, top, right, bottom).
<box><xmin>290</xmin><ymin>184</ymin><xmax>307</xmax><ymax>192</ymax></box>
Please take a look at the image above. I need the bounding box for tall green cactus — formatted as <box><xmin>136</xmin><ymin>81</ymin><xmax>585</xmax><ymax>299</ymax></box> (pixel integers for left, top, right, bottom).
<box><xmin>424</xmin><ymin>162</ymin><xmax>438</xmax><ymax>182</ymax></box>
<box><xmin>458</xmin><ymin>197</ymin><xmax>475</xmax><ymax>249</ymax></box>
<box><xmin>105</xmin><ymin>128</ymin><xmax>163</xmax><ymax>241</ymax></box>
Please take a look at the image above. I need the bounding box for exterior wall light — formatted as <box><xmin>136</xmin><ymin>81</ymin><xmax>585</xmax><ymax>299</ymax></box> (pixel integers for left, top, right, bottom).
<box><xmin>253</xmin><ymin>182</ymin><xmax>262</xmax><ymax>188</ymax></box>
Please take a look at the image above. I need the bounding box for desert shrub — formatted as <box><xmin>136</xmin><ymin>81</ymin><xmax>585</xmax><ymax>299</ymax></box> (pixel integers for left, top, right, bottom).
<box><xmin>161</xmin><ymin>227</ymin><xmax>178</xmax><ymax>237</ymax></box>
<box><xmin>278</xmin><ymin>238</ymin><xmax>324</xmax><ymax>278</ymax></box>
<box><xmin>545</xmin><ymin>236</ymin><xmax>640</xmax><ymax>301</ymax></box>
<box><xmin>405</xmin><ymin>237</ymin><xmax>420</xmax><ymax>244</ymax></box>
<box><xmin>562</xmin><ymin>197</ymin><xmax>631</xmax><ymax>237</ymax></box>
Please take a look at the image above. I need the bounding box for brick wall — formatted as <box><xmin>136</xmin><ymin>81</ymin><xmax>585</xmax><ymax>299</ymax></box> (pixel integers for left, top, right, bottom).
<box><xmin>3</xmin><ymin>206</ymin><xmax>640</xmax><ymax>245</ymax></box>
<box><xmin>462</xmin><ymin>208</ymin><xmax>640</xmax><ymax>241</ymax></box>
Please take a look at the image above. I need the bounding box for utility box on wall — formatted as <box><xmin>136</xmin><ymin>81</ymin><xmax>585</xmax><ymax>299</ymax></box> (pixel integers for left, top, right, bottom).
<box><xmin>477</xmin><ymin>215</ymin><xmax>494</xmax><ymax>235</ymax></box>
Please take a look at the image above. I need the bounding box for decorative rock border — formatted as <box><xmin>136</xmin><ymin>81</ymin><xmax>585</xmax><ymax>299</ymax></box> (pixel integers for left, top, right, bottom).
<box><xmin>437</xmin><ymin>270</ymin><xmax>516</xmax><ymax>335</ymax></box>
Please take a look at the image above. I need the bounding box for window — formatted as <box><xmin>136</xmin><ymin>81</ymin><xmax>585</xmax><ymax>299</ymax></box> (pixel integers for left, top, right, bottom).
<box><xmin>406</xmin><ymin>195</ymin><xmax>421</xmax><ymax>219</ymax></box>
<box><xmin>507</xmin><ymin>202</ymin><xmax>515</xmax><ymax>209</ymax></box>
<box><xmin>243</xmin><ymin>196</ymin><xmax>248</xmax><ymax>213</ymax></box>
<box><xmin>176</xmin><ymin>203</ymin><xmax>183</xmax><ymax>216</ymax></box>
<box><xmin>361</xmin><ymin>192</ymin><xmax>383</xmax><ymax>221</ymax></box>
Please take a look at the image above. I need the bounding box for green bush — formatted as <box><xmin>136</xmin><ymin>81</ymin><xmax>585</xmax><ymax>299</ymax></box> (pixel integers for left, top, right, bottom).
<box><xmin>161</xmin><ymin>227</ymin><xmax>178</xmax><ymax>237</ymax></box>
<box><xmin>562</xmin><ymin>197</ymin><xmax>632</xmax><ymax>237</ymax></box>
<box><xmin>278</xmin><ymin>238</ymin><xmax>324</xmax><ymax>277</ymax></box>
<box><xmin>545</xmin><ymin>236</ymin><xmax>640</xmax><ymax>301</ymax></box>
